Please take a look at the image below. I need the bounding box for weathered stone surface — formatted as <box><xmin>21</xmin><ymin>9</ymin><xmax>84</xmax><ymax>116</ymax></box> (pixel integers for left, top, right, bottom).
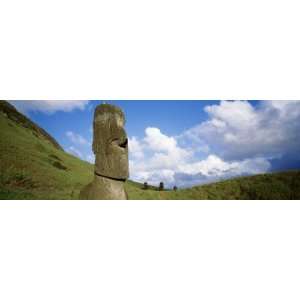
<box><xmin>79</xmin><ymin>176</ymin><xmax>127</xmax><ymax>200</ymax></box>
<box><xmin>79</xmin><ymin>103</ymin><xmax>129</xmax><ymax>200</ymax></box>
<box><xmin>93</xmin><ymin>104</ymin><xmax>129</xmax><ymax>179</ymax></box>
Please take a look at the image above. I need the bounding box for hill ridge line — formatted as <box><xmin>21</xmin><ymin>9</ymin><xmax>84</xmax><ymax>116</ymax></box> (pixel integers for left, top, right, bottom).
<box><xmin>0</xmin><ymin>100</ymin><xmax>63</xmax><ymax>151</ymax></box>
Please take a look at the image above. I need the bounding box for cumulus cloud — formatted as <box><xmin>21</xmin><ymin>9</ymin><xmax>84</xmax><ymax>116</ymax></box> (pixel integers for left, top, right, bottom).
<box><xmin>128</xmin><ymin>137</ymin><xmax>144</xmax><ymax>159</ymax></box>
<box><xmin>129</xmin><ymin>101</ymin><xmax>300</xmax><ymax>188</ymax></box>
<box><xmin>129</xmin><ymin>126</ymin><xmax>271</xmax><ymax>188</ymax></box>
<box><xmin>181</xmin><ymin>100</ymin><xmax>300</xmax><ymax>161</ymax></box>
<box><xmin>144</xmin><ymin>127</ymin><xmax>178</xmax><ymax>153</ymax></box>
<box><xmin>10</xmin><ymin>100</ymin><xmax>89</xmax><ymax>114</ymax></box>
<box><xmin>129</xmin><ymin>127</ymin><xmax>192</xmax><ymax>171</ymax></box>
<box><xmin>175</xmin><ymin>155</ymin><xmax>270</xmax><ymax>187</ymax></box>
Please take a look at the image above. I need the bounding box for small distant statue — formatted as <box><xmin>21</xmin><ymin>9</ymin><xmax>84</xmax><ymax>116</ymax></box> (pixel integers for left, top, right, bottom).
<box><xmin>79</xmin><ymin>104</ymin><xmax>129</xmax><ymax>199</ymax></box>
<box><xmin>173</xmin><ymin>186</ymin><xmax>177</xmax><ymax>191</ymax></box>
<box><xmin>159</xmin><ymin>182</ymin><xmax>164</xmax><ymax>191</ymax></box>
<box><xmin>143</xmin><ymin>182</ymin><xmax>148</xmax><ymax>190</ymax></box>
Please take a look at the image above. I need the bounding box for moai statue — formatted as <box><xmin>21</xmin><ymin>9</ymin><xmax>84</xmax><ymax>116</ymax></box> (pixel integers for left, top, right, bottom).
<box><xmin>173</xmin><ymin>186</ymin><xmax>178</xmax><ymax>191</ymax></box>
<box><xmin>143</xmin><ymin>182</ymin><xmax>148</xmax><ymax>190</ymax></box>
<box><xmin>159</xmin><ymin>182</ymin><xmax>164</xmax><ymax>191</ymax></box>
<box><xmin>79</xmin><ymin>103</ymin><xmax>129</xmax><ymax>199</ymax></box>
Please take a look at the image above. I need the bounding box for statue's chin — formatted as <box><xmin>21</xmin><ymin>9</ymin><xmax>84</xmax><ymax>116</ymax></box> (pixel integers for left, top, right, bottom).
<box><xmin>94</xmin><ymin>155</ymin><xmax>129</xmax><ymax>180</ymax></box>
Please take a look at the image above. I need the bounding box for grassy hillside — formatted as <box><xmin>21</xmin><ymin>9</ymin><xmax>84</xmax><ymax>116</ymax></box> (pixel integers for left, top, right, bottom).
<box><xmin>1</xmin><ymin>101</ymin><xmax>300</xmax><ymax>200</ymax></box>
<box><xmin>0</xmin><ymin>104</ymin><xmax>94</xmax><ymax>199</ymax></box>
<box><xmin>125</xmin><ymin>170</ymin><xmax>300</xmax><ymax>200</ymax></box>
<box><xmin>0</xmin><ymin>101</ymin><xmax>63</xmax><ymax>151</ymax></box>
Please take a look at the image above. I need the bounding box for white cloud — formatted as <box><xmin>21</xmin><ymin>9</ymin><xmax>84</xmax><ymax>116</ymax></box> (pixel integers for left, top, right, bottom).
<box><xmin>129</xmin><ymin>127</ymin><xmax>192</xmax><ymax>187</ymax></box>
<box><xmin>129</xmin><ymin>150</ymin><xmax>270</xmax><ymax>188</ymax></box>
<box><xmin>129</xmin><ymin>101</ymin><xmax>300</xmax><ymax>188</ymax></box>
<box><xmin>129</xmin><ymin>127</ymin><xmax>192</xmax><ymax>171</ymax></box>
<box><xmin>174</xmin><ymin>155</ymin><xmax>271</xmax><ymax>188</ymax></box>
<box><xmin>179</xmin><ymin>155</ymin><xmax>270</xmax><ymax>178</ymax></box>
<box><xmin>128</xmin><ymin>137</ymin><xmax>144</xmax><ymax>159</ymax></box>
<box><xmin>144</xmin><ymin>127</ymin><xmax>178</xmax><ymax>153</ymax></box>
<box><xmin>66</xmin><ymin>131</ymin><xmax>90</xmax><ymax>145</ymax></box>
<box><xmin>10</xmin><ymin>100</ymin><xmax>89</xmax><ymax>114</ymax></box>
<box><xmin>129</xmin><ymin>126</ymin><xmax>271</xmax><ymax>188</ymax></box>
<box><xmin>181</xmin><ymin>100</ymin><xmax>300</xmax><ymax>161</ymax></box>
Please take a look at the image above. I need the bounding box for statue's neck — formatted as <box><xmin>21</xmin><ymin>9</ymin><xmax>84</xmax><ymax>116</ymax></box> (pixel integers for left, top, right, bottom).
<box><xmin>93</xmin><ymin>172</ymin><xmax>127</xmax><ymax>199</ymax></box>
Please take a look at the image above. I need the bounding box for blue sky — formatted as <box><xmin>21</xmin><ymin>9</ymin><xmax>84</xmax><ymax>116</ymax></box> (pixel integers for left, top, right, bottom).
<box><xmin>23</xmin><ymin>100</ymin><xmax>219</xmax><ymax>139</ymax></box>
<box><xmin>10</xmin><ymin>100</ymin><xmax>300</xmax><ymax>188</ymax></box>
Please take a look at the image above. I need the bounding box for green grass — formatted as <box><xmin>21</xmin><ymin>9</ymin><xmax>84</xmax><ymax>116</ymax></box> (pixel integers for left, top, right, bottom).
<box><xmin>1</xmin><ymin>107</ymin><xmax>300</xmax><ymax>200</ymax></box>
<box><xmin>125</xmin><ymin>171</ymin><xmax>300</xmax><ymax>200</ymax></box>
<box><xmin>0</xmin><ymin>112</ymin><xmax>94</xmax><ymax>199</ymax></box>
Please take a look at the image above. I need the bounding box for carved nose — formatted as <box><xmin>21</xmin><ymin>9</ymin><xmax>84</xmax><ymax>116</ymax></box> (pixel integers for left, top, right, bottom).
<box><xmin>119</xmin><ymin>138</ymin><xmax>128</xmax><ymax>148</ymax></box>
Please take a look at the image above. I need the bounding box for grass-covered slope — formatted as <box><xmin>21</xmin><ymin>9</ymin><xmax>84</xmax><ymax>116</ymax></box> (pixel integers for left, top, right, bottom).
<box><xmin>144</xmin><ymin>171</ymin><xmax>300</xmax><ymax>200</ymax></box>
<box><xmin>1</xmin><ymin>100</ymin><xmax>299</xmax><ymax>200</ymax></box>
<box><xmin>0</xmin><ymin>103</ymin><xmax>94</xmax><ymax>199</ymax></box>
<box><xmin>0</xmin><ymin>101</ymin><xmax>63</xmax><ymax>151</ymax></box>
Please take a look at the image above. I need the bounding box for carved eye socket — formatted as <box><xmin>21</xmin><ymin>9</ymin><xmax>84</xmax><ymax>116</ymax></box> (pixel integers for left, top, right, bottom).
<box><xmin>119</xmin><ymin>138</ymin><xmax>128</xmax><ymax>149</ymax></box>
<box><xmin>111</xmin><ymin>138</ymin><xmax>128</xmax><ymax>149</ymax></box>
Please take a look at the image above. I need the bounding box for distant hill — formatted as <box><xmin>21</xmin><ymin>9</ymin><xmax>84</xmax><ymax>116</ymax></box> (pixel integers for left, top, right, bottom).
<box><xmin>0</xmin><ymin>100</ymin><xmax>299</xmax><ymax>200</ymax></box>
<box><xmin>0</xmin><ymin>101</ymin><xmax>63</xmax><ymax>151</ymax></box>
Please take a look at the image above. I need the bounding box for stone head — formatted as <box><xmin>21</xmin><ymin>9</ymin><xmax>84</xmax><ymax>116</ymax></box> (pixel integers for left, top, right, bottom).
<box><xmin>93</xmin><ymin>104</ymin><xmax>129</xmax><ymax>180</ymax></box>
